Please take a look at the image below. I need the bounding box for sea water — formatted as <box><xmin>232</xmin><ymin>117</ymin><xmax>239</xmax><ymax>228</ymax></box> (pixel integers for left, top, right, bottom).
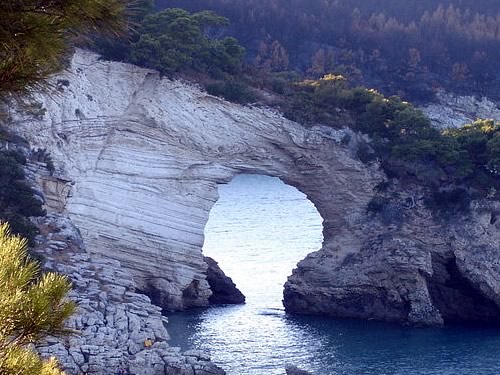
<box><xmin>167</xmin><ymin>174</ymin><xmax>500</xmax><ymax>375</ymax></box>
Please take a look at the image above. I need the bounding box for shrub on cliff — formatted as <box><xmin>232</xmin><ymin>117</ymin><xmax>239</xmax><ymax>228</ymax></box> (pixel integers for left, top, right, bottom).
<box><xmin>206</xmin><ymin>79</ymin><xmax>256</xmax><ymax>103</ymax></box>
<box><xmin>0</xmin><ymin>223</ymin><xmax>75</xmax><ymax>375</ymax></box>
<box><xmin>283</xmin><ymin>75</ymin><xmax>500</xmax><ymax>199</ymax></box>
<box><xmin>443</xmin><ymin>119</ymin><xmax>500</xmax><ymax>179</ymax></box>
<box><xmin>0</xmin><ymin>149</ymin><xmax>45</xmax><ymax>244</ymax></box>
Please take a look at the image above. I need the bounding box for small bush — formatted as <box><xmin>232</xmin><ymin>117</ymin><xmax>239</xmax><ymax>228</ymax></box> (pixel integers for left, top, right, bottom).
<box><xmin>356</xmin><ymin>140</ymin><xmax>376</xmax><ymax>164</ymax></box>
<box><xmin>424</xmin><ymin>188</ymin><xmax>472</xmax><ymax>215</ymax></box>
<box><xmin>0</xmin><ymin>213</ymin><xmax>40</xmax><ymax>246</ymax></box>
<box><xmin>206</xmin><ymin>80</ymin><xmax>256</xmax><ymax>103</ymax></box>
<box><xmin>3</xmin><ymin>149</ymin><xmax>26</xmax><ymax>165</ymax></box>
<box><xmin>0</xmin><ymin>150</ymin><xmax>45</xmax><ymax>243</ymax></box>
<box><xmin>269</xmin><ymin>77</ymin><xmax>287</xmax><ymax>94</ymax></box>
<box><xmin>367</xmin><ymin>196</ymin><xmax>391</xmax><ymax>214</ymax></box>
<box><xmin>32</xmin><ymin>148</ymin><xmax>55</xmax><ymax>174</ymax></box>
<box><xmin>367</xmin><ymin>196</ymin><xmax>403</xmax><ymax>224</ymax></box>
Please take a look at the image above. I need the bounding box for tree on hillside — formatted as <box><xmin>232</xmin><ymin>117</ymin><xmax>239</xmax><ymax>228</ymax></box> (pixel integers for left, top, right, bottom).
<box><xmin>0</xmin><ymin>223</ymin><xmax>76</xmax><ymax>375</ymax></box>
<box><xmin>0</xmin><ymin>0</ymin><xmax>130</xmax><ymax>94</ymax></box>
<box><xmin>93</xmin><ymin>0</ymin><xmax>155</xmax><ymax>62</ymax></box>
<box><xmin>128</xmin><ymin>8</ymin><xmax>245</xmax><ymax>76</ymax></box>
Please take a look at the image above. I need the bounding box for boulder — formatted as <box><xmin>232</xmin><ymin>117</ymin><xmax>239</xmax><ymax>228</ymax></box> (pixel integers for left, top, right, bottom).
<box><xmin>204</xmin><ymin>256</ymin><xmax>245</xmax><ymax>305</ymax></box>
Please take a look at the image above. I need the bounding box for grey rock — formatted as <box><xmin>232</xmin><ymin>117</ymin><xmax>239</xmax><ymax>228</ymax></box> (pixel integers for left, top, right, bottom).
<box><xmin>28</xmin><ymin>213</ymin><xmax>225</xmax><ymax>375</ymax></box>
<box><xmin>283</xmin><ymin>195</ymin><xmax>500</xmax><ymax>327</ymax></box>
<box><xmin>13</xmin><ymin>49</ymin><xmax>380</xmax><ymax>315</ymax></box>
<box><xmin>286</xmin><ymin>366</ymin><xmax>312</xmax><ymax>375</ymax></box>
<box><xmin>421</xmin><ymin>90</ymin><xmax>500</xmax><ymax>129</ymax></box>
<box><xmin>204</xmin><ymin>256</ymin><xmax>245</xmax><ymax>305</ymax></box>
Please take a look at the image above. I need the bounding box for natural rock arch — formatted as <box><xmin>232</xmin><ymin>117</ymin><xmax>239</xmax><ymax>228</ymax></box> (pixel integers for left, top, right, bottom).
<box><xmin>14</xmin><ymin>50</ymin><xmax>500</xmax><ymax>327</ymax></box>
<box><xmin>14</xmin><ymin>50</ymin><xmax>380</xmax><ymax>305</ymax></box>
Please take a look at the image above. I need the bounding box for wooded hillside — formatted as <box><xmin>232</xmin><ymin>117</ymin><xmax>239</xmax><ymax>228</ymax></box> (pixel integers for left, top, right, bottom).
<box><xmin>159</xmin><ymin>0</ymin><xmax>500</xmax><ymax>101</ymax></box>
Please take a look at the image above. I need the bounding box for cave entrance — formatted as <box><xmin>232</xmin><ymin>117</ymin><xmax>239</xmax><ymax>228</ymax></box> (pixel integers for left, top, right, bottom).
<box><xmin>203</xmin><ymin>174</ymin><xmax>324</xmax><ymax>308</ymax></box>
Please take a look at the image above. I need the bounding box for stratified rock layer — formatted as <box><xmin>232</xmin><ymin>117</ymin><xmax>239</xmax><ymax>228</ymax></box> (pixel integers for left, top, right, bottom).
<box><xmin>23</xmin><ymin>161</ymin><xmax>224</xmax><ymax>375</ymax></box>
<box><xmin>12</xmin><ymin>50</ymin><xmax>500</xmax><ymax>328</ymax></box>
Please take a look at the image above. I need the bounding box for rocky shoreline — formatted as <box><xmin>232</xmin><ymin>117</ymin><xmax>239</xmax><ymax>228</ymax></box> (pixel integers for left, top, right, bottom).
<box><xmin>24</xmin><ymin>160</ymin><xmax>226</xmax><ymax>374</ymax></box>
<box><xmin>283</xmin><ymin>192</ymin><xmax>500</xmax><ymax>326</ymax></box>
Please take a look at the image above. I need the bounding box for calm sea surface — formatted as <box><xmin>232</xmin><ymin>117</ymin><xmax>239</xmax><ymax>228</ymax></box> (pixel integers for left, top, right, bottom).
<box><xmin>167</xmin><ymin>174</ymin><xmax>500</xmax><ymax>375</ymax></box>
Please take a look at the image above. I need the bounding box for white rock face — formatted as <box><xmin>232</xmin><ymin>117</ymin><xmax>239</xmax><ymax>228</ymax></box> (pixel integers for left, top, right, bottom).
<box><xmin>13</xmin><ymin>49</ymin><xmax>381</xmax><ymax>311</ymax></box>
<box><xmin>421</xmin><ymin>90</ymin><xmax>500</xmax><ymax>128</ymax></box>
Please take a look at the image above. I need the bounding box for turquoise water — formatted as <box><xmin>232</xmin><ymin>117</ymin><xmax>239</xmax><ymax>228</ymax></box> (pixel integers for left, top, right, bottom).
<box><xmin>166</xmin><ymin>175</ymin><xmax>500</xmax><ymax>374</ymax></box>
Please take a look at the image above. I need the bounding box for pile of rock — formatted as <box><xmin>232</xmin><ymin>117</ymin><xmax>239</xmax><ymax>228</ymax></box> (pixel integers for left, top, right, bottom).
<box><xmin>32</xmin><ymin>212</ymin><xmax>224</xmax><ymax>375</ymax></box>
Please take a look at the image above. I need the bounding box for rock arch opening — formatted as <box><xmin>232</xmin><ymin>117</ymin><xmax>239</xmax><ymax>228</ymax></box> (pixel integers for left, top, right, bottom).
<box><xmin>202</xmin><ymin>174</ymin><xmax>324</xmax><ymax>308</ymax></box>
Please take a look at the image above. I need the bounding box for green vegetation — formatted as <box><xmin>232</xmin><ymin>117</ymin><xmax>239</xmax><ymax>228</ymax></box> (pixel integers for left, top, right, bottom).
<box><xmin>97</xmin><ymin>6</ymin><xmax>246</xmax><ymax>80</ymax></box>
<box><xmin>444</xmin><ymin>120</ymin><xmax>500</xmax><ymax>179</ymax></box>
<box><xmin>0</xmin><ymin>223</ymin><xmax>75</xmax><ymax>375</ymax></box>
<box><xmin>129</xmin><ymin>9</ymin><xmax>245</xmax><ymax>77</ymax></box>
<box><xmin>206</xmin><ymin>79</ymin><xmax>256</xmax><ymax>104</ymax></box>
<box><xmin>0</xmin><ymin>146</ymin><xmax>45</xmax><ymax>244</ymax></box>
<box><xmin>0</xmin><ymin>0</ymin><xmax>128</xmax><ymax>94</ymax></box>
<box><xmin>94</xmin><ymin>5</ymin><xmax>252</xmax><ymax>102</ymax></box>
<box><xmin>283</xmin><ymin>75</ymin><xmax>500</xmax><ymax>199</ymax></box>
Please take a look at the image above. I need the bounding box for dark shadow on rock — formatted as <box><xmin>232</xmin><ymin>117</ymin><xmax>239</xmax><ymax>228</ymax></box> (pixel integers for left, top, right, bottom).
<box><xmin>204</xmin><ymin>256</ymin><xmax>245</xmax><ymax>305</ymax></box>
<box><xmin>286</xmin><ymin>365</ymin><xmax>312</xmax><ymax>375</ymax></box>
<box><xmin>427</xmin><ymin>252</ymin><xmax>500</xmax><ymax>324</ymax></box>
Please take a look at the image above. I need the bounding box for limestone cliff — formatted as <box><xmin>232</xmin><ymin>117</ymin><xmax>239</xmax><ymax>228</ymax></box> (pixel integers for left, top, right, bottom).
<box><xmin>9</xmin><ymin>48</ymin><xmax>500</xmax><ymax>335</ymax></box>
<box><xmin>284</xmin><ymin>185</ymin><xmax>500</xmax><ymax>326</ymax></box>
<box><xmin>11</xmin><ymin>49</ymin><xmax>381</xmax><ymax>312</ymax></box>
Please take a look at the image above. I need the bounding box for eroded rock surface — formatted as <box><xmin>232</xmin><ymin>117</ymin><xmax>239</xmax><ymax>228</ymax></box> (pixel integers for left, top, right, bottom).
<box><xmin>10</xmin><ymin>49</ymin><xmax>500</xmax><ymax>329</ymax></box>
<box><xmin>421</xmin><ymin>90</ymin><xmax>500</xmax><ymax>128</ymax></box>
<box><xmin>284</xmin><ymin>185</ymin><xmax>500</xmax><ymax>326</ymax></box>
